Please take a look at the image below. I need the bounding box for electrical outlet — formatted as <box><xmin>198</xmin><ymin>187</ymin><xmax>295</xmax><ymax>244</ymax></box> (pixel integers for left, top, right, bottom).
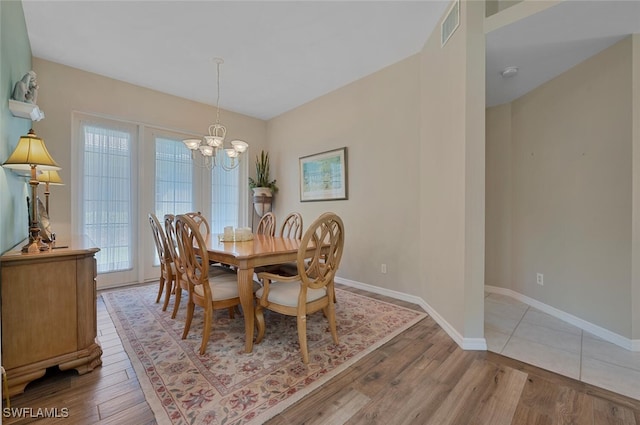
<box><xmin>536</xmin><ymin>273</ymin><xmax>544</xmax><ymax>286</ymax></box>
<box><xmin>381</xmin><ymin>264</ymin><xmax>387</xmax><ymax>274</ymax></box>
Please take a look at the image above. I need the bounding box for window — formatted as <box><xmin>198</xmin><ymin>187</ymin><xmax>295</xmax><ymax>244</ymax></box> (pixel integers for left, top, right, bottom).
<box><xmin>153</xmin><ymin>136</ymin><xmax>194</xmax><ymax>265</ymax></box>
<box><xmin>155</xmin><ymin>136</ymin><xmax>194</xmax><ymax>219</ymax></box>
<box><xmin>81</xmin><ymin>123</ymin><xmax>134</xmax><ymax>274</ymax></box>
<box><xmin>73</xmin><ymin>113</ymin><xmax>249</xmax><ymax>288</ymax></box>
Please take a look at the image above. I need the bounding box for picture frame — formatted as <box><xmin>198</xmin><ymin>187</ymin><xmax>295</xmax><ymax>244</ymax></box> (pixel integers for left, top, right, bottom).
<box><xmin>299</xmin><ymin>147</ymin><xmax>348</xmax><ymax>202</ymax></box>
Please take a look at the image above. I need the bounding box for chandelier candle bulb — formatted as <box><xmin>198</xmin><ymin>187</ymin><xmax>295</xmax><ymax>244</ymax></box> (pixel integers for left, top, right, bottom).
<box><xmin>183</xmin><ymin>139</ymin><xmax>200</xmax><ymax>150</ymax></box>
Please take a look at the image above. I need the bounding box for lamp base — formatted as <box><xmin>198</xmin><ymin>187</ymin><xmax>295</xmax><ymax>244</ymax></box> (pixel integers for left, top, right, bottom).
<box><xmin>25</xmin><ymin>240</ymin><xmax>39</xmax><ymax>254</ymax></box>
<box><xmin>21</xmin><ymin>242</ymin><xmax>50</xmax><ymax>253</ymax></box>
<box><xmin>20</xmin><ymin>231</ymin><xmax>49</xmax><ymax>254</ymax></box>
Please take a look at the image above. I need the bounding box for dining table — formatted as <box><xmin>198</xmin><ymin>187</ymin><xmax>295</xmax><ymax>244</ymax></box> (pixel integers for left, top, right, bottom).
<box><xmin>200</xmin><ymin>233</ymin><xmax>308</xmax><ymax>353</ymax></box>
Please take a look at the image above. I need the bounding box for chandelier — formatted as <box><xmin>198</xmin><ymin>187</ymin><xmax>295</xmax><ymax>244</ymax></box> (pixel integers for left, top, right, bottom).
<box><xmin>183</xmin><ymin>58</ymin><xmax>248</xmax><ymax>170</ymax></box>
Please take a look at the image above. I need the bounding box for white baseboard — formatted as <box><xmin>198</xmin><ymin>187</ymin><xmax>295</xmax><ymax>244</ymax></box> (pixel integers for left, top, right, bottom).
<box><xmin>335</xmin><ymin>277</ymin><xmax>487</xmax><ymax>351</ymax></box>
<box><xmin>485</xmin><ymin>285</ymin><xmax>639</xmax><ymax>352</ymax></box>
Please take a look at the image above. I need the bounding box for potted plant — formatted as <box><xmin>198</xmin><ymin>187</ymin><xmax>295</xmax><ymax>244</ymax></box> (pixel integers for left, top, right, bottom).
<box><xmin>249</xmin><ymin>150</ymin><xmax>278</xmax><ymax>216</ymax></box>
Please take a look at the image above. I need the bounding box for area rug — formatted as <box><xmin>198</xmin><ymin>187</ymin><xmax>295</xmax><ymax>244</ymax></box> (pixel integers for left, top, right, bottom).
<box><xmin>102</xmin><ymin>284</ymin><xmax>426</xmax><ymax>425</ymax></box>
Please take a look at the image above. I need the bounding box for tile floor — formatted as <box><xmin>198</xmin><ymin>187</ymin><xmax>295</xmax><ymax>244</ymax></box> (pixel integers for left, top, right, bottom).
<box><xmin>484</xmin><ymin>292</ymin><xmax>640</xmax><ymax>401</ymax></box>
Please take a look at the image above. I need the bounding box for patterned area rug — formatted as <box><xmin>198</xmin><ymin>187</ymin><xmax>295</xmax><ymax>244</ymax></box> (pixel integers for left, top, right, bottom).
<box><xmin>102</xmin><ymin>284</ymin><xmax>426</xmax><ymax>425</ymax></box>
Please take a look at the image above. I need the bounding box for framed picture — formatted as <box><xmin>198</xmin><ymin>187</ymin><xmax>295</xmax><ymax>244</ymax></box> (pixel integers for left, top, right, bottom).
<box><xmin>299</xmin><ymin>147</ymin><xmax>348</xmax><ymax>202</ymax></box>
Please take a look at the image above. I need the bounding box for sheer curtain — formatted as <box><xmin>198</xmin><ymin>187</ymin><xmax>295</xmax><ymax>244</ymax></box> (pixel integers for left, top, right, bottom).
<box><xmin>155</xmin><ymin>136</ymin><xmax>194</xmax><ymax>218</ymax></box>
<box><xmin>82</xmin><ymin>124</ymin><xmax>133</xmax><ymax>274</ymax></box>
<box><xmin>154</xmin><ymin>136</ymin><xmax>194</xmax><ymax>265</ymax></box>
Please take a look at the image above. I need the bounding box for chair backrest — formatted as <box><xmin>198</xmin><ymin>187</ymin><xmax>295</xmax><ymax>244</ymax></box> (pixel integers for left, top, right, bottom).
<box><xmin>185</xmin><ymin>211</ymin><xmax>210</xmax><ymax>238</ymax></box>
<box><xmin>256</xmin><ymin>211</ymin><xmax>276</xmax><ymax>236</ymax></box>
<box><xmin>149</xmin><ymin>213</ymin><xmax>170</xmax><ymax>264</ymax></box>
<box><xmin>164</xmin><ymin>214</ymin><xmax>180</xmax><ymax>269</ymax></box>
<box><xmin>297</xmin><ymin>212</ymin><xmax>344</xmax><ymax>290</ymax></box>
<box><xmin>175</xmin><ymin>214</ymin><xmax>212</xmax><ymax>300</ymax></box>
<box><xmin>279</xmin><ymin>212</ymin><xmax>303</xmax><ymax>239</ymax></box>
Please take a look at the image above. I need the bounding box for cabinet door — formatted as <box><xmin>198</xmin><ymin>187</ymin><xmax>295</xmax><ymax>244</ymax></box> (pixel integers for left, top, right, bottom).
<box><xmin>1</xmin><ymin>258</ymin><xmax>77</xmax><ymax>369</ymax></box>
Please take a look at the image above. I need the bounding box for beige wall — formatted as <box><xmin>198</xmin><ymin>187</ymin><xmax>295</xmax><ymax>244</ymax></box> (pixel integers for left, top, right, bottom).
<box><xmin>31</xmin><ymin>58</ymin><xmax>268</xmax><ymax>243</ymax></box>
<box><xmin>633</xmin><ymin>34</ymin><xmax>640</xmax><ymax>340</ymax></box>
<box><xmin>485</xmin><ymin>0</ymin><xmax>524</xmax><ymax>17</ymax></box>
<box><xmin>419</xmin><ymin>0</ymin><xmax>486</xmax><ymax>341</ymax></box>
<box><xmin>486</xmin><ymin>37</ymin><xmax>634</xmax><ymax>337</ymax></box>
<box><xmin>485</xmin><ymin>103</ymin><xmax>512</xmax><ymax>289</ymax></box>
<box><xmin>267</xmin><ymin>55</ymin><xmax>422</xmax><ymax>296</ymax></box>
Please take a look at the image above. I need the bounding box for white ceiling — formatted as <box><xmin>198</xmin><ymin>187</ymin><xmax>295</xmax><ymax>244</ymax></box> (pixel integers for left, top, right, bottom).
<box><xmin>21</xmin><ymin>1</ymin><xmax>640</xmax><ymax>121</ymax></box>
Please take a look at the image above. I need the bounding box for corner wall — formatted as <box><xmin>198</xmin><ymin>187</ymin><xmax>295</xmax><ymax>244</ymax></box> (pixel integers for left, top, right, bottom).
<box><xmin>419</xmin><ymin>0</ymin><xmax>486</xmax><ymax>345</ymax></box>
<box><xmin>486</xmin><ymin>37</ymin><xmax>634</xmax><ymax>338</ymax></box>
<box><xmin>632</xmin><ymin>34</ymin><xmax>640</xmax><ymax>342</ymax></box>
<box><xmin>485</xmin><ymin>103</ymin><xmax>512</xmax><ymax>289</ymax></box>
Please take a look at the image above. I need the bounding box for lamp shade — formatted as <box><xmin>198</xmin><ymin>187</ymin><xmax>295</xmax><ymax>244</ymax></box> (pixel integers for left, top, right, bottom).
<box><xmin>37</xmin><ymin>170</ymin><xmax>64</xmax><ymax>185</ymax></box>
<box><xmin>2</xmin><ymin>129</ymin><xmax>60</xmax><ymax>171</ymax></box>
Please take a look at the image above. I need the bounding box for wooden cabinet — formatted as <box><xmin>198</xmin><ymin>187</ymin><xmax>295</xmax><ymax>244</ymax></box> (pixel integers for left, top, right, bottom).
<box><xmin>1</xmin><ymin>236</ymin><xmax>102</xmax><ymax>396</ymax></box>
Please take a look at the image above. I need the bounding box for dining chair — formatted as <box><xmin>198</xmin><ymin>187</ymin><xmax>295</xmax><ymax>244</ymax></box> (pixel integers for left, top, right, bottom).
<box><xmin>166</xmin><ymin>214</ymin><xmax>231</xmax><ymax>319</ymax></box>
<box><xmin>148</xmin><ymin>213</ymin><xmax>176</xmax><ymax>312</ymax></box>
<box><xmin>279</xmin><ymin>212</ymin><xmax>303</xmax><ymax>239</ymax></box>
<box><xmin>256</xmin><ymin>211</ymin><xmax>276</xmax><ymax>236</ymax></box>
<box><xmin>185</xmin><ymin>210</ymin><xmax>234</xmax><ymax>270</ymax></box>
<box><xmin>175</xmin><ymin>214</ymin><xmax>252</xmax><ymax>355</ymax></box>
<box><xmin>164</xmin><ymin>214</ymin><xmax>186</xmax><ymax>319</ymax></box>
<box><xmin>185</xmin><ymin>211</ymin><xmax>210</xmax><ymax>238</ymax></box>
<box><xmin>255</xmin><ymin>212</ymin><xmax>345</xmax><ymax>363</ymax></box>
<box><xmin>261</xmin><ymin>212</ymin><xmax>304</xmax><ymax>276</ymax></box>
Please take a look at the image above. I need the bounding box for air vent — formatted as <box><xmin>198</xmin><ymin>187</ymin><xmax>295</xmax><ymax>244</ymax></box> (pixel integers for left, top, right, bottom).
<box><xmin>441</xmin><ymin>0</ymin><xmax>460</xmax><ymax>47</ymax></box>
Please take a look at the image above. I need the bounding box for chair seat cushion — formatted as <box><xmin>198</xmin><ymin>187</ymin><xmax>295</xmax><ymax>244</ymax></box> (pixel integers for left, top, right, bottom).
<box><xmin>193</xmin><ymin>273</ymin><xmax>261</xmax><ymax>300</ymax></box>
<box><xmin>194</xmin><ymin>273</ymin><xmax>239</xmax><ymax>300</ymax></box>
<box><xmin>256</xmin><ymin>281</ymin><xmax>326</xmax><ymax>307</ymax></box>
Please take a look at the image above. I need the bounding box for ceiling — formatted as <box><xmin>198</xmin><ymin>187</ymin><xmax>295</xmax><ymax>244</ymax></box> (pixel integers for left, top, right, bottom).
<box><xmin>21</xmin><ymin>1</ymin><xmax>640</xmax><ymax>121</ymax></box>
<box><xmin>485</xmin><ymin>0</ymin><xmax>640</xmax><ymax>107</ymax></box>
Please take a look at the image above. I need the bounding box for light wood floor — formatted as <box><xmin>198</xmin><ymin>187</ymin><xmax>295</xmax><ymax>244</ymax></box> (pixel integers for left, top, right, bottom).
<box><xmin>3</xmin><ymin>283</ymin><xmax>639</xmax><ymax>424</ymax></box>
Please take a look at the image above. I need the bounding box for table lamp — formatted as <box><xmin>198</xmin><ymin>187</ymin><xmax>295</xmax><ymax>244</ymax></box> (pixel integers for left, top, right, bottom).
<box><xmin>2</xmin><ymin>129</ymin><xmax>60</xmax><ymax>252</ymax></box>
<box><xmin>37</xmin><ymin>170</ymin><xmax>64</xmax><ymax>215</ymax></box>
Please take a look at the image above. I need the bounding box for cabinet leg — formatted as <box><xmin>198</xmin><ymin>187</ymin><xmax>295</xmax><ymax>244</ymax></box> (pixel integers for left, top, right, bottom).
<box><xmin>5</xmin><ymin>369</ymin><xmax>46</xmax><ymax>397</ymax></box>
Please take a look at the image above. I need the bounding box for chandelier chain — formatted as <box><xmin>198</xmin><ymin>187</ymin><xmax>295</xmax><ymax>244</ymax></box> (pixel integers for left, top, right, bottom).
<box><xmin>215</xmin><ymin>60</ymin><xmax>221</xmax><ymax>125</ymax></box>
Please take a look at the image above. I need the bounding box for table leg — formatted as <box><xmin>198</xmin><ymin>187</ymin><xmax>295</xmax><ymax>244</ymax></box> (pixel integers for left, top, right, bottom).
<box><xmin>237</xmin><ymin>267</ymin><xmax>255</xmax><ymax>353</ymax></box>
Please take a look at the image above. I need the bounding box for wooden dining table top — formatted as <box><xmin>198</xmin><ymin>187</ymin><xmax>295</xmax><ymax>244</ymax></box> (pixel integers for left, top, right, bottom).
<box><xmin>202</xmin><ymin>234</ymin><xmax>309</xmax><ymax>269</ymax></box>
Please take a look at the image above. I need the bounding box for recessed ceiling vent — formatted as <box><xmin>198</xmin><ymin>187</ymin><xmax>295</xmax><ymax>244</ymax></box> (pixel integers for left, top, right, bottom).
<box><xmin>441</xmin><ymin>0</ymin><xmax>460</xmax><ymax>47</ymax></box>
